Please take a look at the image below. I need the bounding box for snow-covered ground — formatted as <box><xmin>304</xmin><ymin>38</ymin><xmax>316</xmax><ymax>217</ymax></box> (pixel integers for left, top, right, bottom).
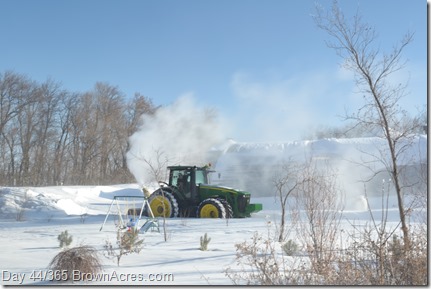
<box><xmin>0</xmin><ymin>135</ymin><xmax>427</xmax><ymax>286</ymax></box>
<box><xmin>0</xmin><ymin>183</ymin><xmax>426</xmax><ymax>286</ymax></box>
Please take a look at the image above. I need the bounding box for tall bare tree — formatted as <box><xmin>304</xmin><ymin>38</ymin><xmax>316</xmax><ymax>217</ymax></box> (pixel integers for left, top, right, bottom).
<box><xmin>32</xmin><ymin>78</ymin><xmax>65</xmax><ymax>185</ymax></box>
<box><xmin>51</xmin><ymin>91</ymin><xmax>76</xmax><ymax>185</ymax></box>
<box><xmin>0</xmin><ymin>72</ymin><xmax>36</xmax><ymax>184</ymax></box>
<box><xmin>0</xmin><ymin>72</ymin><xmax>34</xmax><ymax>134</ymax></box>
<box><xmin>313</xmin><ymin>0</ymin><xmax>420</xmax><ymax>252</ymax></box>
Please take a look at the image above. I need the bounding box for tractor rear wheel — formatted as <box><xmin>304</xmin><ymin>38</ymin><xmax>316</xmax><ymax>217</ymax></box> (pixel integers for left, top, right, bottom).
<box><xmin>148</xmin><ymin>189</ymin><xmax>179</xmax><ymax>218</ymax></box>
<box><xmin>197</xmin><ymin>198</ymin><xmax>226</xmax><ymax>218</ymax></box>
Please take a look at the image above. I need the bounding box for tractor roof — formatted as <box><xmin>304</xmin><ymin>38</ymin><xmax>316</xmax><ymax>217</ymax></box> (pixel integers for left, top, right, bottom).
<box><xmin>167</xmin><ymin>165</ymin><xmax>213</xmax><ymax>171</ymax></box>
<box><xmin>168</xmin><ymin>165</ymin><xmax>205</xmax><ymax>170</ymax></box>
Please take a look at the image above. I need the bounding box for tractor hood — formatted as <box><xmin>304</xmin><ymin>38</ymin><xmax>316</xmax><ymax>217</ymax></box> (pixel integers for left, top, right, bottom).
<box><xmin>199</xmin><ymin>184</ymin><xmax>251</xmax><ymax>195</ymax></box>
<box><xmin>198</xmin><ymin>183</ymin><xmax>262</xmax><ymax>217</ymax></box>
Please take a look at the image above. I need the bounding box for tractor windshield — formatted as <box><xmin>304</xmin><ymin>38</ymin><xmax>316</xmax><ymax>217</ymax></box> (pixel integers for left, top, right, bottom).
<box><xmin>171</xmin><ymin>169</ymin><xmax>189</xmax><ymax>187</ymax></box>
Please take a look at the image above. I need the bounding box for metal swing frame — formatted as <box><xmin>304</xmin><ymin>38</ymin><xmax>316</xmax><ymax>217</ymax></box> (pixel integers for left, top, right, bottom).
<box><xmin>99</xmin><ymin>195</ymin><xmax>159</xmax><ymax>233</ymax></box>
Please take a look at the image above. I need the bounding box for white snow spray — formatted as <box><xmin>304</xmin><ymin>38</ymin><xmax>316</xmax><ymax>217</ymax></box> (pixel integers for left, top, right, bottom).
<box><xmin>126</xmin><ymin>94</ymin><xmax>227</xmax><ymax>187</ymax></box>
<box><xmin>212</xmin><ymin>136</ymin><xmax>427</xmax><ymax>211</ymax></box>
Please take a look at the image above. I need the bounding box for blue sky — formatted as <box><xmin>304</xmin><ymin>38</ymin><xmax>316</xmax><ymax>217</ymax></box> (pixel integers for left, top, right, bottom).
<box><xmin>1</xmin><ymin>0</ymin><xmax>427</xmax><ymax>142</ymax></box>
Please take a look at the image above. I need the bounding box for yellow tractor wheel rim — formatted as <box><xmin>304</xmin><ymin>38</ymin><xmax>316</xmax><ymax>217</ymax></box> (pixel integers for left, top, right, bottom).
<box><xmin>150</xmin><ymin>196</ymin><xmax>171</xmax><ymax>217</ymax></box>
<box><xmin>200</xmin><ymin>204</ymin><xmax>219</xmax><ymax>218</ymax></box>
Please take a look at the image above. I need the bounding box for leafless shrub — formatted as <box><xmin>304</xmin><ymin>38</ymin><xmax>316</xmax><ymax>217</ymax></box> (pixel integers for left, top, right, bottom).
<box><xmin>47</xmin><ymin>245</ymin><xmax>102</xmax><ymax>282</ymax></box>
<box><xmin>290</xmin><ymin>159</ymin><xmax>344</xmax><ymax>281</ymax></box>
<box><xmin>104</xmin><ymin>227</ymin><xmax>144</xmax><ymax>266</ymax></box>
<box><xmin>225</xmin><ymin>231</ymin><xmax>327</xmax><ymax>285</ymax></box>
<box><xmin>225</xmin><ymin>232</ymin><xmax>290</xmax><ymax>285</ymax></box>
<box><xmin>231</xmin><ymin>149</ymin><xmax>426</xmax><ymax>285</ymax></box>
<box><xmin>327</xmin><ymin>182</ymin><xmax>427</xmax><ymax>285</ymax></box>
<box><xmin>330</xmin><ymin>223</ymin><xmax>427</xmax><ymax>285</ymax></box>
<box><xmin>227</xmin><ymin>223</ymin><xmax>426</xmax><ymax>285</ymax></box>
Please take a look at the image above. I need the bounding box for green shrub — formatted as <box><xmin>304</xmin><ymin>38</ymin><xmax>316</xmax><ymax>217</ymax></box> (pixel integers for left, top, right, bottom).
<box><xmin>57</xmin><ymin>230</ymin><xmax>73</xmax><ymax>248</ymax></box>
<box><xmin>200</xmin><ymin>233</ymin><xmax>211</xmax><ymax>251</ymax></box>
<box><xmin>282</xmin><ymin>239</ymin><xmax>298</xmax><ymax>256</ymax></box>
<box><xmin>104</xmin><ymin>228</ymin><xmax>144</xmax><ymax>266</ymax></box>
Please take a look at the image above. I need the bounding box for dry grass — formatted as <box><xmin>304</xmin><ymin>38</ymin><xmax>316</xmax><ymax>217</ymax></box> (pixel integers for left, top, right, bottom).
<box><xmin>226</xmin><ymin>226</ymin><xmax>427</xmax><ymax>286</ymax></box>
<box><xmin>47</xmin><ymin>245</ymin><xmax>102</xmax><ymax>282</ymax></box>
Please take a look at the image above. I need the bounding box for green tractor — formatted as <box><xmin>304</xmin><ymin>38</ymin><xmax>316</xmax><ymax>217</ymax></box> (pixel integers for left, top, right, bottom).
<box><xmin>146</xmin><ymin>165</ymin><xmax>262</xmax><ymax>218</ymax></box>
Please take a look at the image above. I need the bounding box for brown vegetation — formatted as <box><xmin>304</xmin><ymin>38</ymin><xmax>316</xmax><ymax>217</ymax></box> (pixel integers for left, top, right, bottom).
<box><xmin>0</xmin><ymin>71</ymin><xmax>156</xmax><ymax>186</ymax></box>
<box><xmin>47</xmin><ymin>245</ymin><xmax>102</xmax><ymax>282</ymax></box>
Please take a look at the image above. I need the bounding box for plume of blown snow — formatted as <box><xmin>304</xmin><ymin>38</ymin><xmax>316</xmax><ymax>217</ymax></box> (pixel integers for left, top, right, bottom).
<box><xmin>126</xmin><ymin>94</ymin><xmax>227</xmax><ymax>186</ymax></box>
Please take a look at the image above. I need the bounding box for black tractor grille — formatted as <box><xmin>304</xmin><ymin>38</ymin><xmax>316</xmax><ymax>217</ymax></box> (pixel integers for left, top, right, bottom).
<box><xmin>238</xmin><ymin>195</ymin><xmax>249</xmax><ymax>213</ymax></box>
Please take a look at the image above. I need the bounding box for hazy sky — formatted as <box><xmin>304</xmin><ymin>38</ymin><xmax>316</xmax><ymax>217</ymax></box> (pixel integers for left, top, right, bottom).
<box><xmin>1</xmin><ymin>0</ymin><xmax>427</xmax><ymax>142</ymax></box>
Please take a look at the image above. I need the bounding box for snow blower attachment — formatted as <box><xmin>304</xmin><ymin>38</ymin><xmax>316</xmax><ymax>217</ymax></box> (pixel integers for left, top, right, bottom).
<box><xmin>99</xmin><ymin>187</ymin><xmax>159</xmax><ymax>233</ymax></box>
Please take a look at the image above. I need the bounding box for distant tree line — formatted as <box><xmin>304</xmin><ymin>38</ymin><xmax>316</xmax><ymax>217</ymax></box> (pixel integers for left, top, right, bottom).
<box><xmin>0</xmin><ymin>70</ymin><xmax>156</xmax><ymax>186</ymax></box>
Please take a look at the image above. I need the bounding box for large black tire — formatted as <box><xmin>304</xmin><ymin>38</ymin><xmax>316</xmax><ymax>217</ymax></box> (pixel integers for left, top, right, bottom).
<box><xmin>196</xmin><ymin>198</ymin><xmax>226</xmax><ymax>218</ymax></box>
<box><xmin>217</xmin><ymin>198</ymin><xmax>234</xmax><ymax>218</ymax></box>
<box><xmin>148</xmin><ymin>189</ymin><xmax>179</xmax><ymax>218</ymax></box>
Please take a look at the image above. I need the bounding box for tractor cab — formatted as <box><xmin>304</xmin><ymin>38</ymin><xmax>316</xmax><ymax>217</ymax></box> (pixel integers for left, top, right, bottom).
<box><xmin>168</xmin><ymin>166</ymin><xmax>211</xmax><ymax>202</ymax></box>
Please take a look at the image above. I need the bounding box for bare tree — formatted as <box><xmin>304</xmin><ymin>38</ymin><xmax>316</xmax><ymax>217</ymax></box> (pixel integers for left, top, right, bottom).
<box><xmin>272</xmin><ymin>159</ymin><xmax>301</xmax><ymax>242</ymax></box>
<box><xmin>313</xmin><ymin>0</ymin><xmax>421</xmax><ymax>252</ymax></box>
<box><xmin>125</xmin><ymin>93</ymin><xmax>157</xmax><ymax>135</ymax></box>
<box><xmin>51</xmin><ymin>91</ymin><xmax>76</xmax><ymax>185</ymax></box>
<box><xmin>0</xmin><ymin>71</ymin><xmax>35</xmax><ymax>135</ymax></box>
<box><xmin>129</xmin><ymin>147</ymin><xmax>171</xmax><ymax>241</ymax></box>
<box><xmin>32</xmin><ymin>78</ymin><xmax>65</xmax><ymax>185</ymax></box>
<box><xmin>68</xmin><ymin>92</ymin><xmax>98</xmax><ymax>184</ymax></box>
<box><xmin>93</xmin><ymin>82</ymin><xmax>127</xmax><ymax>183</ymax></box>
<box><xmin>15</xmin><ymin>80</ymin><xmax>40</xmax><ymax>185</ymax></box>
<box><xmin>119</xmin><ymin>93</ymin><xmax>157</xmax><ymax>182</ymax></box>
<box><xmin>0</xmin><ymin>72</ymin><xmax>37</xmax><ymax>185</ymax></box>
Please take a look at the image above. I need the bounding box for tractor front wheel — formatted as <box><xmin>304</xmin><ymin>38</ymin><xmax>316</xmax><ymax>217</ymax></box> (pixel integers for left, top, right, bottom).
<box><xmin>197</xmin><ymin>198</ymin><xmax>226</xmax><ymax>218</ymax></box>
<box><xmin>148</xmin><ymin>190</ymin><xmax>179</xmax><ymax>218</ymax></box>
<box><xmin>217</xmin><ymin>198</ymin><xmax>234</xmax><ymax>218</ymax></box>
